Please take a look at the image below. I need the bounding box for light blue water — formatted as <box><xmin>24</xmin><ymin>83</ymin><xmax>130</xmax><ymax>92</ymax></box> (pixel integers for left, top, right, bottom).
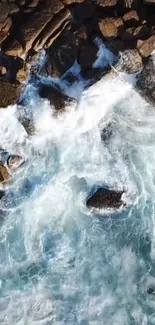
<box><xmin>0</xmin><ymin>74</ymin><xmax>155</xmax><ymax>324</ymax></box>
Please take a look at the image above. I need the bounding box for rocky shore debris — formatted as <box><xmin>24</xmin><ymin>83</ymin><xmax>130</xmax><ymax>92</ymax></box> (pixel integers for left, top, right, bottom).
<box><xmin>86</xmin><ymin>187</ymin><xmax>124</xmax><ymax>210</ymax></box>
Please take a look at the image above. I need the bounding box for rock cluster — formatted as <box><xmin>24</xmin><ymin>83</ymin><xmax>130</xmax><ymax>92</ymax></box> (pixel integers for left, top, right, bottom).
<box><xmin>0</xmin><ymin>0</ymin><xmax>155</xmax><ymax>108</ymax></box>
<box><xmin>1</xmin><ymin>0</ymin><xmax>155</xmax><ymax>210</ymax></box>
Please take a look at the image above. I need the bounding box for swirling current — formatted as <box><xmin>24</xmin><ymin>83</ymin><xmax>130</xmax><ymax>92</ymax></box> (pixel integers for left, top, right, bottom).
<box><xmin>0</xmin><ymin>71</ymin><xmax>155</xmax><ymax>324</ymax></box>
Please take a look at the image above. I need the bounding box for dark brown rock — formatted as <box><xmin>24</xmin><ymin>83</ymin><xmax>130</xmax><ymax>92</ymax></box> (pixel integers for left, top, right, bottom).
<box><xmin>137</xmin><ymin>35</ymin><xmax>155</xmax><ymax>57</ymax></box>
<box><xmin>38</xmin><ymin>83</ymin><xmax>76</xmax><ymax>111</ymax></box>
<box><xmin>78</xmin><ymin>43</ymin><xmax>98</xmax><ymax>69</ymax></box>
<box><xmin>0</xmin><ymin>78</ymin><xmax>22</xmax><ymax>108</ymax></box>
<box><xmin>86</xmin><ymin>187</ymin><xmax>124</xmax><ymax>210</ymax></box>
<box><xmin>99</xmin><ymin>17</ymin><xmax>124</xmax><ymax>39</ymax></box>
<box><xmin>73</xmin><ymin>1</ymin><xmax>96</xmax><ymax>20</ymax></box>
<box><xmin>45</xmin><ymin>31</ymin><xmax>80</xmax><ymax>78</ymax></box>
<box><xmin>121</xmin><ymin>25</ymin><xmax>151</xmax><ymax>41</ymax></box>
<box><xmin>5</xmin><ymin>0</ymin><xmax>64</xmax><ymax>56</ymax></box>
<box><xmin>0</xmin><ymin>161</ymin><xmax>9</xmax><ymax>182</ymax></box>
<box><xmin>74</xmin><ymin>25</ymin><xmax>88</xmax><ymax>40</ymax></box>
<box><xmin>123</xmin><ymin>10</ymin><xmax>140</xmax><ymax>27</ymax></box>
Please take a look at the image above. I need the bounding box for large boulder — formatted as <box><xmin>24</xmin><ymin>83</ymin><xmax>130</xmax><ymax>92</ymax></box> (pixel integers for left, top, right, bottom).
<box><xmin>0</xmin><ymin>78</ymin><xmax>22</xmax><ymax>108</ymax></box>
<box><xmin>86</xmin><ymin>187</ymin><xmax>124</xmax><ymax>210</ymax></box>
<box><xmin>136</xmin><ymin>57</ymin><xmax>155</xmax><ymax>102</ymax></box>
<box><xmin>137</xmin><ymin>35</ymin><xmax>155</xmax><ymax>58</ymax></box>
<box><xmin>116</xmin><ymin>49</ymin><xmax>143</xmax><ymax>73</ymax></box>
<box><xmin>78</xmin><ymin>43</ymin><xmax>98</xmax><ymax>69</ymax></box>
<box><xmin>123</xmin><ymin>10</ymin><xmax>140</xmax><ymax>27</ymax></box>
<box><xmin>121</xmin><ymin>25</ymin><xmax>151</xmax><ymax>41</ymax></box>
<box><xmin>38</xmin><ymin>83</ymin><xmax>76</xmax><ymax>111</ymax></box>
<box><xmin>43</xmin><ymin>31</ymin><xmax>80</xmax><ymax>78</ymax></box>
<box><xmin>73</xmin><ymin>1</ymin><xmax>96</xmax><ymax>20</ymax></box>
<box><xmin>99</xmin><ymin>17</ymin><xmax>124</xmax><ymax>39</ymax></box>
<box><xmin>33</xmin><ymin>8</ymin><xmax>71</xmax><ymax>51</ymax></box>
<box><xmin>5</xmin><ymin>0</ymin><xmax>64</xmax><ymax>56</ymax></box>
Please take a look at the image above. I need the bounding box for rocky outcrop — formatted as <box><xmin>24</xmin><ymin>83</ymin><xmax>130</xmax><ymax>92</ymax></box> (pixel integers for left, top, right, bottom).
<box><xmin>78</xmin><ymin>43</ymin><xmax>98</xmax><ymax>68</ymax></box>
<box><xmin>137</xmin><ymin>35</ymin><xmax>155</xmax><ymax>57</ymax></box>
<box><xmin>42</xmin><ymin>31</ymin><xmax>80</xmax><ymax>78</ymax></box>
<box><xmin>38</xmin><ymin>82</ymin><xmax>76</xmax><ymax>111</ymax></box>
<box><xmin>136</xmin><ymin>57</ymin><xmax>155</xmax><ymax>102</ymax></box>
<box><xmin>1</xmin><ymin>0</ymin><xmax>155</xmax><ymax>108</ymax></box>
<box><xmin>99</xmin><ymin>18</ymin><xmax>124</xmax><ymax>39</ymax></box>
<box><xmin>117</xmin><ymin>49</ymin><xmax>143</xmax><ymax>73</ymax></box>
<box><xmin>0</xmin><ymin>78</ymin><xmax>22</xmax><ymax>108</ymax></box>
<box><xmin>86</xmin><ymin>187</ymin><xmax>124</xmax><ymax>210</ymax></box>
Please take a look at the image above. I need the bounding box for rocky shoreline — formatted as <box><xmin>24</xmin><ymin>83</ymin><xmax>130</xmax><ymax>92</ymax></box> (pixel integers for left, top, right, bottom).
<box><xmin>0</xmin><ymin>0</ymin><xmax>155</xmax><ymax>211</ymax></box>
<box><xmin>0</xmin><ymin>0</ymin><xmax>155</xmax><ymax>107</ymax></box>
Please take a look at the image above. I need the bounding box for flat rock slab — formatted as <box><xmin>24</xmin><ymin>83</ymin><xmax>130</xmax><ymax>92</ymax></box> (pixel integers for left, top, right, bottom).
<box><xmin>86</xmin><ymin>187</ymin><xmax>124</xmax><ymax>210</ymax></box>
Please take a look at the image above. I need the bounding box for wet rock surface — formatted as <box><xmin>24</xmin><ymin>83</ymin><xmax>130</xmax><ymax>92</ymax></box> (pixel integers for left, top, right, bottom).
<box><xmin>136</xmin><ymin>57</ymin><xmax>155</xmax><ymax>102</ymax></box>
<box><xmin>0</xmin><ymin>0</ymin><xmax>155</xmax><ymax>106</ymax></box>
<box><xmin>38</xmin><ymin>82</ymin><xmax>76</xmax><ymax>111</ymax></box>
<box><xmin>86</xmin><ymin>187</ymin><xmax>124</xmax><ymax>210</ymax></box>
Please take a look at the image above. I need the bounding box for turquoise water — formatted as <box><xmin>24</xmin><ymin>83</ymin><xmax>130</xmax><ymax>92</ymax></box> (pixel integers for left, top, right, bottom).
<box><xmin>0</xmin><ymin>75</ymin><xmax>155</xmax><ymax>324</ymax></box>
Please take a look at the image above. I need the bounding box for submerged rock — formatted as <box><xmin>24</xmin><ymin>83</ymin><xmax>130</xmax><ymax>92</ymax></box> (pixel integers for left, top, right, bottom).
<box><xmin>86</xmin><ymin>187</ymin><xmax>124</xmax><ymax>210</ymax></box>
<box><xmin>38</xmin><ymin>83</ymin><xmax>76</xmax><ymax>111</ymax></box>
<box><xmin>7</xmin><ymin>155</ymin><xmax>25</xmax><ymax>170</ymax></box>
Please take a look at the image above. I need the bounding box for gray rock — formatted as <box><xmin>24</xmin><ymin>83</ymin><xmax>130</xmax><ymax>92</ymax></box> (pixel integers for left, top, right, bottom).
<box><xmin>137</xmin><ymin>57</ymin><xmax>155</xmax><ymax>102</ymax></box>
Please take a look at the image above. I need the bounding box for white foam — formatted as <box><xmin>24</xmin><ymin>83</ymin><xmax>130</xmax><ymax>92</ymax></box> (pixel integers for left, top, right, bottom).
<box><xmin>0</xmin><ymin>71</ymin><xmax>155</xmax><ymax>325</ymax></box>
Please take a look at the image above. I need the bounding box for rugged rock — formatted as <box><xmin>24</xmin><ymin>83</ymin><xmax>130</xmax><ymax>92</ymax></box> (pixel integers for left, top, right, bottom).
<box><xmin>0</xmin><ymin>161</ymin><xmax>9</xmax><ymax>182</ymax></box>
<box><xmin>117</xmin><ymin>49</ymin><xmax>143</xmax><ymax>73</ymax></box>
<box><xmin>0</xmin><ymin>78</ymin><xmax>22</xmax><ymax>108</ymax></box>
<box><xmin>44</xmin><ymin>31</ymin><xmax>80</xmax><ymax>78</ymax></box>
<box><xmin>137</xmin><ymin>57</ymin><xmax>155</xmax><ymax>102</ymax></box>
<box><xmin>86</xmin><ymin>187</ymin><xmax>124</xmax><ymax>210</ymax></box>
<box><xmin>33</xmin><ymin>8</ymin><xmax>71</xmax><ymax>51</ymax></box>
<box><xmin>73</xmin><ymin>1</ymin><xmax>96</xmax><ymax>20</ymax></box>
<box><xmin>123</xmin><ymin>10</ymin><xmax>140</xmax><ymax>27</ymax></box>
<box><xmin>137</xmin><ymin>35</ymin><xmax>155</xmax><ymax>57</ymax></box>
<box><xmin>78</xmin><ymin>43</ymin><xmax>98</xmax><ymax>69</ymax></box>
<box><xmin>5</xmin><ymin>0</ymin><xmax>64</xmax><ymax>56</ymax></box>
<box><xmin>7</xmin><ymin>155</ymin><xmax>25</xmax><ymax>170</ymax></box>
<box><xmin>99</xmin><ymin>17</ymin><xmax>124</xmax><ymax>39</ymax></box>
<box><xmin>38</xmin><ymin>83</ymin><xmax>76</xmax><ymax>111</ymax></box>
<box><xmin>0</xmin><ymin>52</ymin><xmax>27</xmax><ymax>82</ymax></box>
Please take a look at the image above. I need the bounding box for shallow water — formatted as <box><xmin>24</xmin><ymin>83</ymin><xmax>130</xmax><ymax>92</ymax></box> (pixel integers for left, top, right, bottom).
<box><xmin>0</xmin><ymin>72</ymin><xmax>155</xmax><ymax>324</ymax></box>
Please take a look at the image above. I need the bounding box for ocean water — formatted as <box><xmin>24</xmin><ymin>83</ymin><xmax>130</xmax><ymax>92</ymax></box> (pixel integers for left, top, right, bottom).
<box><xmin>0</xmin><ymin>65</ymin><xmax>155</xmax><ymax>324</ymax></box>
